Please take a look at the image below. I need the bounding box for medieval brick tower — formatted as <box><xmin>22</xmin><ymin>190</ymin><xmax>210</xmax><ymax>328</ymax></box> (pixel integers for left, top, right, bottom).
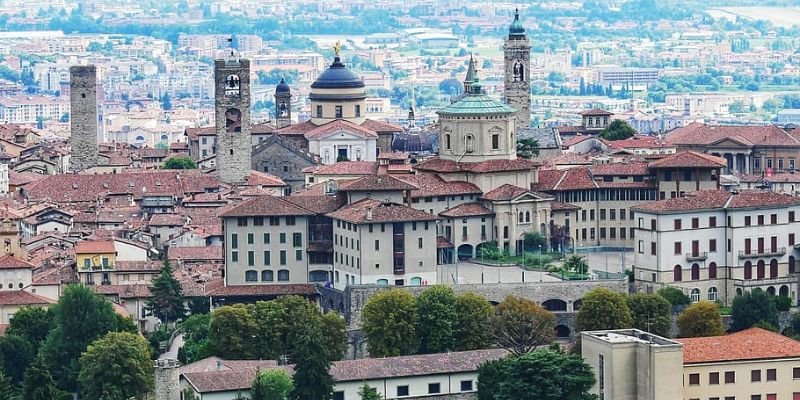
<box><xmin>214</xmin><ymin>56</ymin><xmax>251</xmax><ymax>185</ymax></box>
<box><xmin>274</xmin><ymin>78</ymin><xmax>292</xmax><ymax>129</ymax></box>
<box><xmin>69</xmin><ymin>65</ymin><xmax>100</xmax><ymax>171</ymax></box>
<box><xmin>503</xmin><ymin>9</ymin><xmax>531</xmax><ymax>128</ymax></box>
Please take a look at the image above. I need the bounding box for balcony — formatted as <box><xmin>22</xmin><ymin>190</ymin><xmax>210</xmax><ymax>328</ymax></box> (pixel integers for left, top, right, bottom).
<box><xmin>738</xmin><ymin>247</ymin><xmax>786</xmax><ymax>258</ymax></box>
<box><xmin>685</xmin><ymin>252</ymin><xmax>708</xmax><ymax>261</ymax></box>
<box><xmin>733</xmin><ymin>275</ymin><xmax>797</xmax><ymax>288</ymax></box>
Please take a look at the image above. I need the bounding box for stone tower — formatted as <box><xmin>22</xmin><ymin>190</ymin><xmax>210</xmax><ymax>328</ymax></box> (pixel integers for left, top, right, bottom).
<box><xmin>274</xmin><ymin>78</ymin><xmax>292</xmax><ymax>129</ymax></box>
<box><xmin>69</xmin><ymin>65</ymin><xmax>100</xmax><ymax>171</ymax></box>
<box><xmin>503</xmin><ymin>9</ymin><xmax>531</xmax><ymax>128</ymax></box>
<box><xmin>215</xmin><ymin>56</ymin><xmax>251</xmax><ymax>185</ymax></box>
<box><xmin>153</xmin><ymin>359</ymin><xmax>180</xmax><ymax>400</ymax></box>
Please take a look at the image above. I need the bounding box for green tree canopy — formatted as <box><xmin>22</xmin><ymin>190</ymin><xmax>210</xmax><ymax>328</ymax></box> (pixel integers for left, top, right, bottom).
<box><xmin>6</xmin><ymin>306</ymin><xmax>53</xmax><ymax>350</ymax></box>
<box><xmin>478</xmin><ymin>350</ymin><xmax>597</xmax><ymax>400</ymax></box>
<box><xmin>730</xmin><ymin>289</ymin><xmax>779</xmax><ymax>332</ymax></box>
<box><xmin>148</xmin><ymin>261</ymin><xmax>186</xmax><ymax>325</ymax></box>
<box><xmin>0</xmin><ymin>371</ymin><xmax>14</xmax><ymax>400</ymax></box>
<box><xmin>78</xmin><ymin>332</ymin><xmax>154</xmax><ymax>400</ymax></box>
<box><xmin>517</xmin><ymin>138</ymin><xmax>540</xmax><ymax>158</ymax></box>
<box><xmin>627</xmin><ymin>293</ymin><xmax>672</xmax><ymax>337</ymax></box>
<box><xmin>563</xmin><ymin>255</ymin><xmax>589</xmax><ymax>274</ymax></box>
<box><xmin>209</xmin><ymin>304</ymin><xmax>258</xmax><ymax>359</ymax></box>
<box><xmin>416</xmin><ymin>285</ymin><xmax>458</xmax><ymax>354</ymax></box>
<box><xmin>575</xmin><ymin>288</ymin><xmax>633</xmax><ymax>332</ymax></box>
<box><xmin>358</xmin><ymin>384</ymin><xmax>382</xmax><ymax>400</ymax></box>
<box><xmin>178</xmin><ymin>313</ymin><xmax>213</xmax><ymax>364</ymax></box>
<box><xmin>599</xmin><ymin>119</ymin><xmax>636</xmax><ymax>141</ymax></box>
<box><xmin>438</xmin><ymin>78</ymin><xmax>462</xmax><ymax>95</ymax></box>
<box><xmin>657</xmin><ymin>287</ymin><xmax>690</xmax><ymax>306</ymax></box>
<box><xmin>492</xmin><ymin>295</ymin><xmax>556</xmax><ymax>355</ymax></box>
<box><xmin>40</xmin><ymin>284</ymin><xmax>126</xmax><ymax>391</ymax></box>
<box><xmin>0</xmin><ymin>334</ymin><xmax>34</xmax><ymax>384</ymax></box>
<box><xmin>163</xmin><ymin>156</ymin><xmax>197</xmax><ymax>169</ymax></box>
<box><xmin>251</xmin><ymin>369</ymin><xmax>293</xmax><ymax>400</ymax></box>
<box><xmin>454</xmin><ymin>292</ymin><xmax>493</xmax><ymax>351</ymax></box>
<box><xmin>22</xmin><ymin>357</ymin><xmax>68</xmax><ymax>400</ymax></box>
<box><xmin>290</xmin><ymin>326</ymin><xmax>334</xmax><ymax>400</ymax></box>
<box><xmin>362</xmin><ymin>289</ymin><xmax>418</xmax><ymax>357</ymax></box>
<box><xmin>676</xmin><ymin>301</ymin><xmax>725</xmax><ymax>338</ymax></box>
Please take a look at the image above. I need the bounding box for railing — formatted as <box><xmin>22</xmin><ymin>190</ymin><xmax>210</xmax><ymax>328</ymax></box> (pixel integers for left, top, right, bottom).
<box><xmin>685</xmin><ymin>252</ymin><xmax>708</xmax><ymax>261</ymax></box>
<box><xmin>732</xmin><ymin>276</ymin><xmax>797</xmax><ymax>287</ymax></box>
<box><xmin>738</xmin><ymin>247</ymin><xmax>786</xmax><ymax>258</ymax></box>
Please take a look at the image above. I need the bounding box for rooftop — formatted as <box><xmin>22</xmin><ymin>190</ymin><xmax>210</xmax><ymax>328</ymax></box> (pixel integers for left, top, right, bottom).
<box><xmin>632</xmin><ymin>189</ymin><xmax>800</xmax><ymax>213</ymax></box>
<box><xmin>678</xmin><ymin>327</ymin><xmax>800</xmax><ymax>364</ymax></box>
<box><xmin>328</xmin><ymin>198</ymin><xmax>439</xmax><ymax>224</ymax></box>
<box><xmin>219</xmin><ymin>195</ymin><xmax>315</xmax><ymax>218</ymax></box>
<box><xmin>75</xmin><ymin>240</ymin><xmax>116</xmax><ymax>254</ymax></box>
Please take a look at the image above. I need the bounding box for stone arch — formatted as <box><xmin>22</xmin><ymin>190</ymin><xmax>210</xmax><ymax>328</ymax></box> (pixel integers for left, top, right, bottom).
<box><xmin>767</xmin><ymin>286</ymin><xmax>776</xmax><ymax>296</ymax></box>
<box><xmin>457</xmin><ymin>244</ymin><xmax>474</xmax><ymax>260</ymax></box>
<box><xmin>572</xmin><ymin>299</ymin><xmax>583</xmax><ymax>311</ymax></box>
<box><xmin>541</xmin><ymin>299</ymin><xmax>567</xmax><ymax>312</ymax></box>
<box><xmin>555</xmin><ymin>325</ymin><xmax>570</xmax><ymax>338</ymax></box>
<box><xmin>779</xmin><ymin>285</ymin><xmax>789</xmax><ymax>297</ymax></box>
<box><xmin>736</xmin><ymin>287</ymin><xmax>743</xmax><ymax>297</ymax></box>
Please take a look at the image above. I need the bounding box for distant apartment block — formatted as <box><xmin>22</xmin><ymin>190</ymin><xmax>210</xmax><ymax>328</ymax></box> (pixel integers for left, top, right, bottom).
<box><xmin>0</xmin><ymin>95</ymin><xmax>69</xmax><ymax>124</ymax></box>
<box><xmin>596</xmin><ymin>67</ymin><xmax>660</xmax><ymax>86</ymax></box>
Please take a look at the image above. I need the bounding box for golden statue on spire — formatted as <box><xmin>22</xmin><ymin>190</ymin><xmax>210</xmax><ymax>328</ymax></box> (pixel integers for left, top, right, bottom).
<box><xmin>333</xmin><ymin>41</ymin><xmax>341</xmax><ymax>57</ymax></box>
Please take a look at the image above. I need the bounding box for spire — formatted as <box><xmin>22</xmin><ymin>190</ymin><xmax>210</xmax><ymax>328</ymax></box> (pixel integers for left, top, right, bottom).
<box><xmin>463</xmin><ymin>55</ymin><xmax>477</xmax><ymax>94</ymax></box>
<box><xmin>509</xmin><ymin>8</ymin><xmax>526</xmax><ymax>39</ymax></box>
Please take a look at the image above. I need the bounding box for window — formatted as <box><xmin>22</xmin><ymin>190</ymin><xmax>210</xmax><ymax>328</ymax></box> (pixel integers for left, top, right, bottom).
<box><xmin>293</xmin><ymin>233</ymin><xmax>302</xmax><ymax>247</ymax></box>
<box><xmin>690</xmin><ymin>288</ymin><xmax>700</xmax><ymax>302</ymax></box>
<box><xmin>254</xmin><ymin>217</ymin><xmax>263</xmax><ymax>226</ymax></box>
<box><xmin>333</xmin><ymin>392</ymin><xmax>344</xmax><ymax>400</ymax></box>
<box><xmin>758</xmin><ymin>215</ymin><xmax>765</xmax><ymax>225</ymax></box>
<box><xmin>610</xmin><ymin>209</ymin><xmax>616</xmax><ymax>220</ymax></box>
<box><xmin>280</xmin><ymin>233</ymin><xmax>286</xmax><ymax>244</ymax></box>
<box><xmin>600</xmin><ymin>209</ymin><xmax>606</xmax><ymax>220</ymax></box>
<box><xmin>335</xmin><ymin>105</ymin><xmax>342</xmax><ymax>118</ymax></box>
<box><xmin>296</xmin><ymin>250</ymin><xmax>302</xmax><ymax>261</ymax></box>
<box><xmin>261</xmin><ymin>270</ymin><xmax>273</xmax><ymax>282</ymax></box>
<box><xmin>709</xmin><ymin>216</ymin><xmax>717</xmax><ymax>227</ymax></box>
<box><xmin>397</xmin><ymin>386</ymin><xmax>409</xmax><ymax>397</ymax></box>
<box><xmin>674</xmin><ymin>219</ymin><xmax>682</xmax><ymax>230</ymax></box>
<box><xmin>794</xmin><ymin>367</ymin><xmax>800</xmax><ymax>379</ymax></box>
<box><xmin>237</xmin><ymin>217</ymin><xmax>248</xmax><ymax>227</ymax></box>
<box><xmin>418</xmin><ymin>238</ymin><xmax>423</xmax><ymax>249</ymax></box>
<box><xmin>688</xmin><ymin>373</ymin><xmax>700</xmax><ymax>385</ymax></box>
<box><xmin>231</xmin><ymin>233</ymin><xmax>238</xmax><ymax>249</ymax></box>
<box><xmin>674</xmin><ymin>265</ymin><xmax>682</xmax><ymax>282</ymax></box>
<box><xmin>709</xmin><ymin>372</ymin><xmax>720</xmax><ymax>385</ymax></box>
<box><xmin>232</xmin><ymin>251</ymin><xmax>238</xmax><ymax>262</ymax></box>
<box><xmin>264</xmin><ymin>233</ymin><xmax>270</xmax><ymax>244</ymax></box>
<box><xmin>709</xmin><ymin>263</ymin><xmax>717</xmax><ymax>279</ymax></box>
<box><xmin>355</xmin><ymin>105</ymin><xmax>361</xmax><ymax>117</ymax></box>
<box><xmin>248</xmin><ymin>251</ymin><xmax>255</xmax><ymax>266</ymax></box>
<box><xmin>264</xmin><ymin>251</ymin><xmax>271</xmax><ymax>265</ymax></box>
<box><xmin>445</xmin><ymin>134</ymin><xmax>451</xmax><ymax>150</ymax></box>
<box><xmin>725</xmin><ymin>371</ymin><xmax>735</xmax><ymax>383</ymax></box>
<box><xmin>708</xmin><ymin>287</ymin><xmax>718</xmax><ymax>301</ymax></box>
<box><xmin>245</xmin><ymin>270</ymin><xmax>257</xmax><ymax>282</ymax></box>
<box><xmin>674</xmin><ymin>242</ymin><xmax>682</xmax><ymax>255</ymax></box>
<box><xmin>709</xmin><ymin>239</ymin><xmax>717</xmax><ymax>252</ymax></box>
<box><xmin>270</xmin><ymin>217</ymin><xmax>280</xmax><ymax>226</ymax></box>
<box><xmin>651</xmin><ymin>242</ymin><xmax>656</xmax><ymax>255</ymax></box>
<box><xmin>651</xmin><ymin>219</ymin><xmax>656</xmax><ymax>230</ymax></box>
<box><xmin>491</xmin><ymin>134</ymin><xmax>499</xmax><ymax>150</ymax></box>
<box><xmin>280</xmin><ymin>251</ymin><xmax>286</xmax><ymax>265</ymax></box>
<box><xmin>791</xmin><ymin>211</ymin><xmax>796</xmax><ymax>222</ymax></box>
<box><xmin>752</xmin><ymin>396</ymin><xmax>761</xmax><ymax>400</ymax></box>
<box><xmin>766</xmin><ymin>368</ymin><xmax>776</xmax><ymax>381</ymax></box>
<box><xmin>691</xmin><ymin>218</ymin><xmax>699</xmax><ymax>228</ymax></box>
<box><xmin>247</xmin><ymin>233</ymin><xmax>254</xmax><ymax>244</ymax></box>
<box><xmin>460</xmin><ymin>380</ymin><xmax>473</xmax><ymax>391</ymax></box>
<box><xmin>278</xmin><ymin>269</ymin><xmax>289</xmax><ymax>281</ymax></box>
<box><xmin>316</xmin><ymin>105</ymin><xmax>322</xmax><ymax>117</ymax></box>
<box><xmin>428</xmin><ymin>383</ymin><xmax>441</xmax><ymax>394</ymax></box>
<box><xmin>286</xmin><ymin>216</ymin><xmax>296</xmax><ymax>226</ymax></box>
<box><xmin>771</xmin><ymin>214</ymin><xmax>778</xmax><ymax>224</ymax></box>
<box><xmin>745</xmin><ymin>216</ymin><xmax>752</xmax><ymax>226</ymax></box>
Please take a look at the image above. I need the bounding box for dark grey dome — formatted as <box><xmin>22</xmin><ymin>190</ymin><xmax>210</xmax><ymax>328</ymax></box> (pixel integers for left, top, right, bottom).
<box><xmin>311</xmin><ymin>56</ymin><xmax>365</xmax><ymax>89</ymax></box>
<box><xmin>275</xmin><ymin>78</ymin><xmax>290</xmax><ymax>93</ymax></box>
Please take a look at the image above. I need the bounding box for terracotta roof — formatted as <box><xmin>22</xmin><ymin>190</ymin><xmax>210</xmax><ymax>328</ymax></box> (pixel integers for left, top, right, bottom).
<box><xmin>149</xmin><ymin>213</ymin><xmax>185</xmax><ymax>226</ymax></box>
<box><xmin>482</xmin><ymin>184</ymin><xmax>529</xmax><ymax>201</ymax></box>
<box><xmin>167</xmin><ymin>246</ymin><xmax>223</xmax><ymax>262</ymax></box>
<box><xmin>415</xmin><ymin>157</ymin><xmax>538</xmax><ymax>174</ymax></box>
<box><xmin>589</xmin><ymin>162</ymin><xmax>650</xmax><ymax>176</ymax></box>
<box><xmin>331</xmin><ymin>349</ymin><xmax>508</xmax><ymax>382</ymax></box>
<box><xmin>361</xmin><ymin>119</ymin><xmax>404</xmax><ymax>133</ymax></box>
<box><xmin>0</xmin><ymin>290</ymin><xmax>54</xmax><ymax>306</ymax></box>
<box><xmin>377</xmin><ymin>152</ymin><xmax>409</xmax><ymax>160</ymax></box>
<box><xmin>604</xmin><ymin>135</ymin><xmax>669</xmax><ymax>150</ymax></box>
<box><xmin>439</xmin><ymin>202</ymin><xmax>494</xmax><ymax>218</ymax></box>
<box><xmin>740</xmin><ymin>172</ymin><xmax>800</xmax><ymax>184</ymax></box>
<box><xmin>437</xmin><ymin>236</ymin><xmax>454</xmax><ymax>249</ymax></box>
<box><xmin>218</xmin><ymin>195</ymin><xmax>315</xmax><ymax>218</ymax></box>
<box><xmin>647</xmin><ymin>151</ymin><xmax>726</xmax><ymax>169</ymax></box>
<box><xmin>94</xmin><ymin>284</ymin><xmax>152</xmax><ymax>299</ymax></box>
<box><xmin>304</xmin><ymin>119</ymin><xmax>378</xmax><ymax>140</ymax></box>
<box><xmin>551</xmin><ymin>201</ymin><xmax>580</xmax><ymax>211</ymax></box>
<box><xmin>667</xmin><ymin>123</ymin><xmax>800</xmax><ymax>147</ymax></box>
<box><xmin>580</xmin><ymin>108</ymin><xmax>613</xmax><ymax>116</ymax></box>
<box><xmin>561</xmin><ymin>134</ymin><xmax>596</xmax><ymax>147</ymax></box>
<box><xmin>328</xmin><ymin>198</ymin><xmax>438</xmax><ymax>224</ymax></box>
<box><xmin>284</xmin><ymin>194</ymin><xmax>346</xmax><ymax>215</ymax></box>
<box><xmin>632</xmin><ymin>189</ymin><xmax>800</xmax><ymax>213</ymax></box>
<box><xmin>207</xmin><ymin>284</ymin><xmax>318</xmax><ymax>297</ymax></box>
<box><xmin>75</xmin><ymin>240</ymin><xmax>115</xmax><ymax>254</ymax></box>
<box><xmin>394</xmin><ymin>175</ymin><xmax>481</xmax><ymax>198</ymax></box>
<box><xmin>678</xmin><ymin>327</ymin><xmax>800</xmax><ymax>364</ymax></box>
<box><xmin>338</xmin><ymin>175</ymin><xmax>418</xmax><ymax>192</ymax></box>
<box><xmin>247</xmin><ymin>171</ymin><xmax>286</xmax><ymax>187</ymax></box>
<box><xmin>115</xmin><ymin>261</ymin><xmax>163</xmax><ymax>272</ymax></box>
<box><xmin>304</xmin><ymin>161</ymin><xmax>378</xmax><ymax>176</ymax></box>
<box><xmin>0</xmin><ymin>254</ymin><xmax>35</xmax><ymax>269</ymax></box>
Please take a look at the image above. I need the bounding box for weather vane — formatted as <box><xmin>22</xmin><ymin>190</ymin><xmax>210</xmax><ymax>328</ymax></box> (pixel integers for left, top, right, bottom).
<box><xmin>333</xmin><ymin>41</ymin><xmax>341</xmax><ymax>57</ymax></box>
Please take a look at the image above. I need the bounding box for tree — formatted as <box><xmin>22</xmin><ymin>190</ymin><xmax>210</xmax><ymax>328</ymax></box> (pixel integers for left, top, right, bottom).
<box><xmin>209</xmin><ymin>304</ymin><xmax>257</xmax><ymax>359</ymax></box>
<box><xmin>179</xmin><ymin>313</ymin><xmax>213</xmax><ymax>364</ymax></box>
<box><xmin>163</xmin><ymin>156</ymin><xmax>197</xmax><ymax>169</ymax></box>
<box><xmin>657</xmin><ymin>287</ymin><xmax>690</xmax><ymax>307</ymax></box>
<box><xmin>492</xmin><ymin>295</ymin><xmax>556</xmax><ymax>355</ymax></box>
<box><xmin>599</xmin><ymin>120</ymin><xmax>635</xmax><ymax>141</ymax></box>
<box><xmin>251</xmin><ymin>369</ymin><xmax>293</xmax><ymax>400</ymax></box>
<box><xmin>319</xmin><ymin>311</ymin><xmax>347</xmax><ymax>362</ymax></box>
<box><xmin>730</xmin><ymin>290</ymin><xmax>779</xmax><ymax>332</ymax></box>
<box><xmin>517</xmin><ymin>138</ymin><xmax>540</xmax><ymax>158</ymax></box>
<box><xmin>40</xmin><ymin>284</ymin><xmax>124</xmax><ymax>391</ymax></box>
<box><xmin>677</xmin><ymin>301</ymin><xmax>725</xmax><ymax>338</ymax></box>
<box><xmin>148</xmin><ymin>261</ymin><xmax>185</xmax><ymax>325</ymax></box>
<box><xmin>362</xmin><ymin>289</ymin><xmax>418</xmax><ymax>357</ymax></box>
<box><xmin>0</xmin><ymin>334</ymin><xmax>34</xmax><ymax>384</ymax></box>
<box><xmin>78</xmin><ymin>332</ymin><xmax>154</xmax><ymax>400</ymax></box>
<box><xmin>439</xmin><ymin>78</ymin><xmax>462</xmax><ymax>95</ymax></box>
<box><xmin>358</xmin><ymin>384</ymin><xmax>382</xmax><ymax>400</ymax></box>
<box><xmin>575</xmin><ymin>288</ymin><xmax>633</xmax><ymax>332</ymax></box>
<box><xmin>454</xmin><ymin>292</ymin><xmax>493</xmax><ymax>351</ymax></box>
<box><xmin>563</xmin><ymin>255</ymin><xmax>589</xmax><ymax>274</ymax></box>
<box><xmin>22</xmin><ymin>357</ymin><xmax>67</xmax><ymax>400</ymax></box>
<box><xmin>523</xmin><ymin>232</ymin><xmax>547</xmax><ymax>250</ymax></box>
<box><xmin>161</xmin><ymin>93</ymin><xmax>172</xmax><ymax>110</ymax></box>
<box><xmin>477</xmin><ymin>350</ymin><xmax>597</xmax><ymax>400</ymax></box>
<box><xmin>6</xmin><ymin>306</ymin><xmax>53</xmax><ymax>350</ymax></box>
<box><xmin>416</xmin><ymin>285</ymin><xmax>457</xmax><ymax>353</ymax></box>
<box><xmin>627</xmin><ymin>293</ymin><xmax>672</xmax><ymax>337</ymax></box>
<box><xmin>0</xmin><ymin>372</ymin><xmax>14</xmax><ymax>400</ymax></box>
<box><xmin>290</xmin><ymin>326</ymin><xmax>334</xmax><ymax>400</ymax></box>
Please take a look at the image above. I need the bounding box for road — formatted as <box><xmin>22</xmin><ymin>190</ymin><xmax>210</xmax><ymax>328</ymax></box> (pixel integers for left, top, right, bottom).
<box><xmin>158</xmin><ymin>332</ymin><xmax>183</xmax><ymax>360</ymax></box>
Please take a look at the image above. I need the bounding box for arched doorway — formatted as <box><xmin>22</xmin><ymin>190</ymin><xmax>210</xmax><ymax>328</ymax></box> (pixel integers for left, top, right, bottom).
<box><xmin>736</xmin><ymin>288</ymin><xmax>743</xmax><ymax>297</ymax></box>
<box><xmin>673</xmin><ymin>265</ymin><xmax>683</xmax><ymax>282</ymax></box>
<box><xmin>555</xmin><ymin>325</ymin><xmax>571</xmax><ymax>338</ymax></box>
<box><xmin>769</xmin><ymin>259</ymin><xmax>778</xmax><ymax>278</ymax></box>
<box><xmin>779</xmin><ymin>285</ymin><xmax>789</xmax><ymax>297</ymax></box>
<box><xmin>573</xmin><ymin>299</ymin><xmax>583</xmax><ymax>311</ymax></box>
<box><xmin>767</xmin><ymin>286</ymin><xmax>776</xmax><ymax>296</ymax></box>
<box><xmin>541</xmin><ymin>299</ymin><xmax>567</xmax><ymax>312</ymax></box>
<box><xmin>744</xmin><ymin>261</ymin><xmax>752</xmax><ymax>280</ymax></box>
<box><xmin>708</xmin><ymin>262</ymin><xmax>717</xmax><ymax>279</ymax></box>
<box><xmin>457</xmin><ymin>244</ymin><xmax>474</xmax><ymax>260</ymax></box>
<box><xmin>757</xmin><ymin>260</ymin><xmax>765</xmax><ymax>279</ymax></box>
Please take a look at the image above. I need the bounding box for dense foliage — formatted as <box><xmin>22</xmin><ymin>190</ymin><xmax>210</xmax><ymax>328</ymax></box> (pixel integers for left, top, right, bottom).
<box><xmin>491</xmin><ymin>295</ymin><xmax>555</xmax><ymax>355</ymax></box>
<box><xmin>677</xmin><ymin>301</ymin><xmax>725</xmax><ymax>338</ymax></box>
<box><xmin>730</xmin><ymin>290</ymin><xmax>779</xmax><ymax>332</ymax></box>
<box><xmin>627</xmin><ymin>293</ymin><xmax>672</xmax><ymax>337</ymax></box>
<box><xmin>78</xmin><ymin>332</ymin><xmax>154</xmax><ymax>400</ymax></box>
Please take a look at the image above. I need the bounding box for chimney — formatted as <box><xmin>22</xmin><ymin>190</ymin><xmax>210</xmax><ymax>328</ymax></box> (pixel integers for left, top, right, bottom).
<box><xmin>366</xmin><ymin>207</ymin><xmax>373</xmax><ymax>221</ymax></box>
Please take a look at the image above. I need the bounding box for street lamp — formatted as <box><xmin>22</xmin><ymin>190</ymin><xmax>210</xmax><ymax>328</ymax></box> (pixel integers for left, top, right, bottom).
<box><xmin>538</xmin><ymin>244</ymin><xmax>543</xmax><ymax>282</ymax></box>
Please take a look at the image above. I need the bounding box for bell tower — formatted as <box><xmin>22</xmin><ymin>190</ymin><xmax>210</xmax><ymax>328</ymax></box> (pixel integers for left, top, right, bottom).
<box><xmin>214</xmin><ymin>55</ymin><xmax>251</xmax><ymax>185</ymax></box>
<box><xmin>274</xmin><ymin>78</ymin><xmax>292</xmax><ymax>129</ymax></box>
<box><xmin>503</xmin><ymin>9</ymin><xmax>531</xmax><ymax>128</ymax></box>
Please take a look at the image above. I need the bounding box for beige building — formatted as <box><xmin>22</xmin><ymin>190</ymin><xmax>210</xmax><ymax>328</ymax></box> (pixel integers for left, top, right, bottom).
<box><xmin>582</xmin><ymin>328</ymin><xmax>800</xmax><ymax>400</ymax></box>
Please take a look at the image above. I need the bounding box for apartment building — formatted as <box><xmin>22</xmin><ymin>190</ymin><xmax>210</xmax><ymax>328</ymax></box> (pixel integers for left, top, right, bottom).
<box><xmin>633</xmin><ymin>189</ymin><xmax>800</xmax><ymax>305</ymax></box>
<box><xmin>582</xmin><ymin>328</ymin><xmax>800</xmax><ymax>400</ymax></box>
<box><xmin>0</xmin><ymin>95</ymin><xmax>70</xmax><ymax>124</ymax></box>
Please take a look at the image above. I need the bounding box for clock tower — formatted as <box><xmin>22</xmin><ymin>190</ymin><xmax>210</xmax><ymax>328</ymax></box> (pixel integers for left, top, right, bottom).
<box><xmin>215</xmin><ymin>55</ymin><xmax>251</xmax><ymax>185</ymax></box>
<box><xmin>503</xmin><ymin>9</ymin><xmax>531</xmax><ymax>128</ymax></box>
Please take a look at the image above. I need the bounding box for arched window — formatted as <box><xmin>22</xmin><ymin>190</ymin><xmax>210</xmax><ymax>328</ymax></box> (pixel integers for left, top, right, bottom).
<box><xmin>261</xmin><ymin>270</ymin><xmax>274</xmax><ymax>282</ymax></box>
<box><xmin>525</xmin><ymin>211</ymin><xmax>531</xmax><ymax>223</ymax></box>
<box><xmin>779</xmin><ymin>285</ymin><xmax>789</xmax><ymax>297</ymax></box>
<box><xmin>757</xmin><ymin>260</ymin><xmax>765</xmax><ymax>279</ymax></box>
<box><xmin>691</xmin><ymin>263</ymin><xmax>700</xmax><ymax>280</ymax></box>
<box><xmin>736</xmin><ymin>288</ymin><xmax>743</xmax><ymax>297</ymax></box>
<box><xmin>555</xmin><ymin>325</ymin><xmax>570</xmax><ymax>338</ymax></box>
<box><xmin>790</xmin><ymin>256</ymin><xmax>796</xmax><ymax>274</ymax></box>
<box><xmin>767</xmin><ymin>286</ymin><xmax>776</xmax><ymax>296</ymax></box>
<box><xmin>673</xmin><ymin>265</ymin><xmax>682</xmax><ymax>282</ymax></box>
<box><xmin>541</xmin><ymin>299</ymin><xmax>568</xmax><ymax>312</ymax></box>
<box><xmin>277</xmin><ymin>269</ymin><xmax>290</xmax><ymax>281</ymax></box>
<box><xmin>518</xmin><ymin>212</ymin><xmax>524</xmax><ymax>223</ymax></box>
<box><xmin>465</xmin><ymin>135</ymin><xmax>474</xmax><ymax>153</ymax></box>
<box><xmin>245</xmin><ymin>270</ymin><xmax>257</xmax><ymax>282</ymax></box>
<box><xmin>744</xmin><ymin>261</ymin><xmax>752</xmax><ymax>280</ymax></box>
<box><xmin>503</xmin><ymin>226</ymin><xmax>509</xmax><ymax>239</ymax></box>
<box><xmin>376</xmin><ymin>279</ymin><xmax>389</xmax><ymax>285</ymax></box>
<box><xmin>573</xmin><ymin>299</ymin><xmax>583</xmax><ymax>311</ymax></box>
<box><xmin>410</xmin><ymin>277</ymin><xmax>422</xmax><ymax>286</ymax></box>
<box><xmin>707</xmin><ymin>287</ymin><xmax>718</xmax><ymax>301</ymax></box>
<box><xmin>769</xmin><ymin>259</ymin><xmax>778</xmax><ymax>278</ymax></box>
<box><xmin>708</xmin><ymin>262</ymin><xmax>717</xmax><ymax>279</ymax></box>
<box><xmin>444</xmin><ymin>134</ymin><xmax>451</xmax><ymax>150</ymax></box>
<box><xmin>690</xmin><ymin>288</ymin><xmax>700</xmax><ymax>303</ymax></box>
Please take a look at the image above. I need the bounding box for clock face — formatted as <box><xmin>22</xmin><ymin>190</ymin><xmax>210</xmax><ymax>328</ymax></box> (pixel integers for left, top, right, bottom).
<box><xmin>224</xmin><ymin>74</ymin><xmax>240</xmax><ymax>97</ymax></box>
<box><xmin>225</xmin><ymin>108</ymin><xmax>242</xmax><ymax>133</ymax></box>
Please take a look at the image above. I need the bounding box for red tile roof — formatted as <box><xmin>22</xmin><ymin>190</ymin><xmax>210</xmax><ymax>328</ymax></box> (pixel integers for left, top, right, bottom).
<box><xmin>303</xmin><ymin>161</ymin><xmax>378</xmax><ymax>176</ymax></box>
<box><xmin>338</xmin><ymin>175</ymin><xmax>418</xmax><ymax>192</ymax></box>
<box><xmin>75</xmin><ymin>240</ymin><xmax>116</xmax><ymax>254</ymax></box>
<box><xmin>149</xmin><ymin>213</ymin><xmax>185</xmax><ymax>226</ymax></box>
<box><xmin>633</xmin><ymin>189</ymin><xmax>800</xmax><ymax>213</ymax></box>
<box><xmin>561</xmin><ymin>134</ymin><xmax>596</xmax><ymax>147</ymax></box>
<box><xmin>0</xmin><ymin>290</ymin><xmax>54</xmax><ymax>306</ymax></box>
<box><xmin>394</xmin><ymin>175</ymin><xmax>481</xmax><ymax>198</ymax></box>
<box><xmin>580</xmin><ymin>108</ymin><xmax>613</xmax><ymax>116</ymax></box>
<box><xmin>331</xmin><ymin>349</ymin><xmax>508</xmax><ymax>382</ymax></box>
<box><xmin>740</xmin><ymin>172</ymin><xmax>800</xmax><ymax>184</ymax></box>
<box><xmin>0</xmin><ymin>254</ymin><xmax>35</xmax><ymax>269</ymax></box>
<box><xmin>284</xmin><ymin>194</ymin><xmax>347</xmax><ymax>215</ymax></box>
<box><xmin>678</xmin><ymin>327</ymin><xmax>800</xmax><ymax>364</ymax></box>
<box><xmin>328</xmin><ymin>198</ymin><xmax>439</xmax><ymax>224</ymax></box>
<box><xmin>439</xmin><ymin>202</ymin><xmax>495</xmax><ymax>218</ymax></box>
<box><xmin>647</xmin><ymin>151</ymin><xmax>726</xmax><ymax>169</ymax></box>
<box><xmin>437</xmin><ymin>236</ymin><xmax>454</xmax><ymax>249</ymax></box>
<box><xmin>415</xmin><ymin>157</ymin><xmax>539</xmax><ymax>173</ymax></box>
<box><xmin>115</xmin><ymin>261</ymin><xmax>163</xmax><ymax>272</ymax></box>
<box><xmin>667</xmin><ymin>123</ymin><xmax>800</xmax><ymax>147</ymax></box>
<box><xmin>167</xmin><ymin>246</ymin><xmax>223</xmax><ymax>262</ymax></box>
<box><xmin>304</xmin><ymin>119</ymin><xmax>378</xmax><ymax>140</ymax></box>
<box><xmin>482</xmin><ymin>184</ymin><xmax>530</xmax><ymax>201</ymax></box>
<box><xmin>94</xmin><ymin>284</ymin><xmax>152</xmax><ymax>299</ymax></box>
<box><xmin>360</xmin><ymin>119</ymin><xmax>404</xmax><ymax>133</ymax></box>
<box><xmin>218</xmin><ymin>195</ymin><xmax>315</xmax><ymax>218</ymax></box>
<box><xmin>604</xmin><ymin>135</ymin><xmax>669</xmax><ymax>150</ymax></box>
<box><xmin>207</xmin><ymin>284</ymin><xmax>318</xmax><ymax>297</ymax></box>
<box><xmin>247</xmin><ymin>171</ymin><xmax>287</xmax><ymax>187</ymax></box>
<box><xmin>550</xmin><ymin>201</ymin><xmax>580</xmax><ymax>211</ymax></box>
<box><xmin>589</xmin><ymin>161</ymin><xmax>650</xmax><ymax>176</ymax></box>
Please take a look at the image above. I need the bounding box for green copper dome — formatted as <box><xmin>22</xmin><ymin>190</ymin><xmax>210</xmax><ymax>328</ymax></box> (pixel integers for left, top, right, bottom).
<box><xmin>509</xmin><ymin>8</ymin><xmax>526</xmax><ymax>38</ymax></box>
<box><xmin>437</xmin><ymin>94</ymin><xmax>517</xmax><ymax>116</ymax></box>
